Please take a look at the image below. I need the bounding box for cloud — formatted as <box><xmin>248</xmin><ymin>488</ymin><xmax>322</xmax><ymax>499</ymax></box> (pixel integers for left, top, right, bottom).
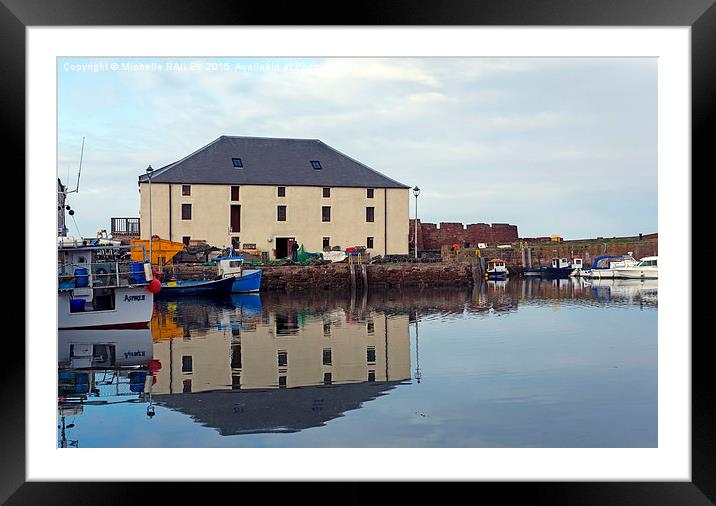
<box><xmin>58</xmin><ymin>57</ymin><xmax>656</xmax><ymax>239</ymax></box>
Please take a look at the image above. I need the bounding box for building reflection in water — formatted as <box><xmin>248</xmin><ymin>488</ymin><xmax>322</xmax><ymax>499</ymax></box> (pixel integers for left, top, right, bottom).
<box><xmin>148</xmin><ymin>294</ymin><xmax>412</xmax><ymax>435</ymax></box>
<box><xmin>58</xmin><ymin>278</ymin><xmax>656</xmax><ymax>444</ymax></box>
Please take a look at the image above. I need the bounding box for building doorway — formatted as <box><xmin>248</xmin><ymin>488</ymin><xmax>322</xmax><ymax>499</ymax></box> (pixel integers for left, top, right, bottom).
<box><xmin>275</xmin><ymin>237</ymin><xmax>295</xmax><ymax>259</ymax></box>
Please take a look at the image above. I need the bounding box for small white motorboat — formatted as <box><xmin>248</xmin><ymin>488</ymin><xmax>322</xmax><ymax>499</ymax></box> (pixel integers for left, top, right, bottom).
<box><xmin>486</xmin><ymin>259</ymin><xmax>509</xmax><ymax>279</ymax></box>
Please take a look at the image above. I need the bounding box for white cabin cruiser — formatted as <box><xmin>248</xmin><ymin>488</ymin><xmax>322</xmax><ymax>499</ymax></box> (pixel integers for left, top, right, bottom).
<box><xmin>610</xmin><ymin>256</ymin><xmax>658</xmax><ymax>279</ymax></box>
<box><xmin>589</xmin><ymin>253</ymin><xmax>638</xmax><ymax>279</ymax></box>
<box><xmin>58</xmin><ymin>238</ymin><xmax>156</xmax><ymax>329</ymax></box>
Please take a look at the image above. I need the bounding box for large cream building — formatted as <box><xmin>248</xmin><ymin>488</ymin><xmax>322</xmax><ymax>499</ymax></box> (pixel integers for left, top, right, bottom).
<box><xmin>138</xmin><ymin>136</ymin><xmax>410</xmax><ymax>259</ymax></box>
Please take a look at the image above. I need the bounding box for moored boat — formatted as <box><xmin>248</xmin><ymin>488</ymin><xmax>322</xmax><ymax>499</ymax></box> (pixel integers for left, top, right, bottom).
<box><xmin>569</xmin><ymin>256</ymin><xmax>586</xmax><ymax>277</ymax></box>
<box><xmin>215</xmin><ymin>256</ymin><xmax>263</xmax><ymax>292</ymax></box>
<box><xmin>589</xmin><ymin>253</ymin><xmax>638</xmax><ymax>279</ymax></box>
<box><xmin>58</xmin><ymin>239</ymin><xmax>157</xmax><ymax>329</ymax></box>
<box><xmin>158</xmin><ymin>275</ymin><xmax>236</xmax><ymax>295</ymax></box>
<box><xmin>486</xmin><ymin>259</ymin><xmax>509</xmax><ymax>279</ymax></box>
<box><xmin>538</xmin><ymin>257</ymin><xmax>573</xmax><ymax>278</ymax></box>
<box><xmin>610</xmin><ymin>256</ymin><xmax>658</xmax><ymax>279</ymax></box>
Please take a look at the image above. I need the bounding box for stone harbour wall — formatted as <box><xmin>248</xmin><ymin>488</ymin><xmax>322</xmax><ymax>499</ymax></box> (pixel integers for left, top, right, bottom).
<box><xmin>165</xmin><ymin>262</ymin><xmax>476</xmax><ymax>291</ymax></box>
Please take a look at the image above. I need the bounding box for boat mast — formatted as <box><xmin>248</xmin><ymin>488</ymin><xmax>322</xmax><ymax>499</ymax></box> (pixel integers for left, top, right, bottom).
<box><xmin>58</xmin><ymin>137</ymin><xmax>85</xmax><ymax>238</ymax></box>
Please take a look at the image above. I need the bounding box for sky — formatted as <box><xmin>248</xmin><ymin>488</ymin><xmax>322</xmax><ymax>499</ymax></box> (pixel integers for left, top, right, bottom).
<box><xmin>58</xmin><ymin>57</ymin><xmax>657</xmax><ymax>240</ymax></box>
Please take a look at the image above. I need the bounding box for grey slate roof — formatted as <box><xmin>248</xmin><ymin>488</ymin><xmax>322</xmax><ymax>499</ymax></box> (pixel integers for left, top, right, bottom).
<box><xmin>138</xmin><ymin>135</ymin><xmax>409</xmax><ymax>188</ymax></box>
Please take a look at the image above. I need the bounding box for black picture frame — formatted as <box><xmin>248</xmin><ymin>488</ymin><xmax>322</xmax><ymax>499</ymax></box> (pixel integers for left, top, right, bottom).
<box><xmin>5</xmin><ymin>0</ymin><xmax>709</xmax><ymax>503</ymax></box>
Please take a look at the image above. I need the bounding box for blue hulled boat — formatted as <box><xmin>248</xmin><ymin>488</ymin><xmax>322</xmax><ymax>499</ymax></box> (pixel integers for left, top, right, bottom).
<box><xmin>158</xmin><ymin>275</ymin><xmax>235</xmax><ymax>296</ymax></box>
<box><xmin>216</xmin><ymin>256</ymin><xmax>263</xmax><ymax>292</ymax></box>
<box><xmin>538</xmin><ymin>257</ymin><xmax>574</xmax><ymax>278</ymax></box>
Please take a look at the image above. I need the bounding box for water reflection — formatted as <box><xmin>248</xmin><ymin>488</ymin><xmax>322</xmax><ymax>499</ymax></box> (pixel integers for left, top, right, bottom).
<box><xmin>57</xmin><ymin>278</ymin><xmax>657</xmax><ymax>447</ymax></box>
<box><xmin>58</xmin><ymin>328</ymin><xmax>160</xmax><ymax>447</ymax></box>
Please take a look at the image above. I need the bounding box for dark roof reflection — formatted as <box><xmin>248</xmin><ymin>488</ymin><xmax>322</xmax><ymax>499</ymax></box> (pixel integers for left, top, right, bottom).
<box><xmin>155</xmin><ymin>381</ymin><xmax>404</xmax><ymax>436</ymax></box>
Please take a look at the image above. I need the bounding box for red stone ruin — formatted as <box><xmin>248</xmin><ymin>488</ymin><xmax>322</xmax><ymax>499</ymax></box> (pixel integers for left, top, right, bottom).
<box><xmin>409</xmin><ymin>220</ymin><xmax>519</xmax><ymax>251</ymax></box>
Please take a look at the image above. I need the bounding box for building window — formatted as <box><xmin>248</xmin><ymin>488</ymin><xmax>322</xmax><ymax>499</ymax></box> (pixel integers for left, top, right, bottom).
<box><xmin>182</xmin><ymin>355</ymin><xmax>193</xmax><ymax>373</ymax></box>
<box><xmin>322</xmin><ymin>206</ymin><xmax>331</xmax><ymax>222</ymax></box>
<box><xmin>367</xmin><ymin>346</ymin><xmax>376</xmax><ymax>364</ymax></box>
<box><xmin>230</xmin><ymin>204</ymin><xmax>241</xmax><ymax>233</ymax></box>
<box><xmin>367</xmin><ymin>237</ymin><xmax>374</xmax><ymax>249</ymax></box>
<box><xmin>231</xmin><ymin>186</ymin><xmax>240</xmax><ymax>201</ymax></box>
<box><xmin>278</xmin><ymin>375</ymin><xmax>287</xmax><ymax>388</ymax></box>
<box><xmin>277</xmin><ymin>205</ymin><xmax>287</xmax><ymax>222</ymax></box>
<box><xmin>311</xmin><ymin>160</ymin><xmax>322</xmax><ymax>170</ymax></box>
<box><xmin>323</xmin><ymin>348</ymin><xmax>332</xmax><ymax>366</ymax></box>
<box><xmin>231</xmin><ymin>237</ymin><xmax>241</xmax><ymax>249</ymax></box>
<box><xmin>182</xmin><ymin>236</ymin><xmax>191</xmax><ymax>246</ymax></box>
<box><xmin>182</xmin><ymin>184</ymin><xmax>191</xmax><ymax>196</ymax></box>
<box><xmin>181</xmin><ymin>203</ymin><xmax>192</xmax><ymax>220</ymax></box>
<box><xmin>323</xmin><ymin>322</ymin><xmax>331</xmax><ymax>336</ymax></box>
<box><xmin>183</xmin><ymin>379</ymin><xmax>192</xmax><ymax>393</ymax></box>
<box><xmin>367</xmin><ymin>188</ymin><xmax>374</xmax><ymax>198</ymax></box>
<box><xmin>278</xmin><ymin>350</ymin><xmax>288</xmax><ymax>367</ymax></box>
<box><xmin>368</xmin><ymin>370</ymin><xmax>376</xmax><ymax>382</ymax></box>
<box><xmin>232</xmin><ymin>375</ymin><xmax>241</xmax><ymax>390</ymax></box>
<box><xmin>277</xmin><ymin>186</ymin><xmax>286</xmax><ymax>197</ymax></box>
<box><xmin>366</xmin><ymin>206</ymin><xmax>375</xmax><ymax>222</ymax></box>
<box><xmin>323</xmin><ymin>187</ymin><xmax>331</xmax><ymax>198</ymax></box>
<box><xmin>367</xmin><ymin>320</ymin><xmax>375</xmax><ymax>334</ymax></box>
<box><xmin>323</xmin><ymin>237</ymin><xmax>330</xmax><ymax>249</ymax></box>
<box><xmin>232</xmin><ymin>158</ymin><xmax>243</xmax><ymax>168</ymax></box>
<box><xmin>323</xmin><ymin>373</ymin><xmax>332</xmax><ymax>385</ymax></box>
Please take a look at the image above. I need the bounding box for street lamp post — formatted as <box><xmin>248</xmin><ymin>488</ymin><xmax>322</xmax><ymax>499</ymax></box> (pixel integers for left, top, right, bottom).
<box><xmin>412</xmin><ymin>185</ymin><xmax>420</xmax><ymax>259</ymax></box>
<box><xmin>146</xmin><ymin>165</ymin><xmax>154</xmax><ymax>266</ymax></box>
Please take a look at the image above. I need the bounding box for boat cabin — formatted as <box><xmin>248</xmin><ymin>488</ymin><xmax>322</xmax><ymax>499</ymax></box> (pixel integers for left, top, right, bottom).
<box><xmin>487</xmin><ymin>259</ymin><xmax>508</xmax><ymax>272</ymax></box>
<box><xmin>635</xmin><ymin>256</ymin><xmax>658</xmax><ymax>267</ymax></box>
<box><xmin>551</xmin><ymin>258</ymin><xmax>571</xmax><ymax>269</ymax></box>
<box><xmin>572</xmin><ymin>257</ymin><xmax>583</xmax><ymax>269</ymax></box>
<box><xmin>216</xmin><ymin>256</ymin><xmax>245</xmax><ymax>278</ymax></box>
<box><xmin>58</xmin><ymin>240</ymin><xmax>152</xmax><ymax>313</ymax></box>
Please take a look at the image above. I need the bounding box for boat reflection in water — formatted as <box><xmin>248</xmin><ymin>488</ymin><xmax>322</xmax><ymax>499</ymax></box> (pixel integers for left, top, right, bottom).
<box><xmin>58</xmin><ymin>278</ymin><xmax>657</xmax><ymax>447</ymax></box>
<box><xmin>583</xmin><ymin>278</ymin><xmax>658</xmax><ymax>305</ymax></box>
<box><xmin>150</xmin><ymin>293</ymin><xmax>412</xmax><ymax>435</ymax></box>
<box><xmin>58</xmin><ymin>328</ymin><xmax>161</xmax><ymax>447</ymax></box>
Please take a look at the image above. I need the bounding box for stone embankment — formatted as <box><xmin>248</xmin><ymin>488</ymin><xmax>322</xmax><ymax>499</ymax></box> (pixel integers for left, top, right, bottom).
<box><xmin>166</xmin><ymin>262</ymin><xmax>476</xmax><ymax>291</ymax></box>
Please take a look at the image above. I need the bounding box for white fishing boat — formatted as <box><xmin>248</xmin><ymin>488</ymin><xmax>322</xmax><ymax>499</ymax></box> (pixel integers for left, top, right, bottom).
<box><xmin>486</xmin><ymin>259</ymin><xmax>509</xmax><ymax>279</ymax></box>
<box><xmin>58</xmin><ymin>238</ymin><xmax>157</xmax><ymax>329</ymax></box>
<box><xmin>569</xmin><ymin>256</ymin><xmax>586</xmax><ymax>277</ymax></box>
<box><xmin>57</xmin><ymin>145</ymin><xmax>158</xmax><ymax>329</ymax></box>
<box><xmin>610</xmin><ymin>256</ymin><xmax>658</xmax><ymax>279</ymax></box>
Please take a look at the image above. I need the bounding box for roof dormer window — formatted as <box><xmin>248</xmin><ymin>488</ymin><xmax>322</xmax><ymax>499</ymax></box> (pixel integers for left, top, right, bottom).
<box><xmin>232</xmin><ymin>158</ymin><xmax>243</xmax><ymax>168</ymax></box>
<box><xmin>310</xmin><ymin>160</ymin><xmax>322</xmax><ymax>170</ymax></box>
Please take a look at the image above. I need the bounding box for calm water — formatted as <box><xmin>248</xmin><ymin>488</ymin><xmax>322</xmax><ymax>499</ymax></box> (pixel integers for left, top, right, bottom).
<box><xmin>58</xmin><ymin>277</ymin><xmax>657</xmax><ymax>448</ymax></box>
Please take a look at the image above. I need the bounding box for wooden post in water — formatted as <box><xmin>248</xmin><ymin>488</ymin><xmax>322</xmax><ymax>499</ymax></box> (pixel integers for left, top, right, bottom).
<box><xmin>349</xmin><ymin>256</ymin><xmax>356</xmax><ymax>292</ymax></box>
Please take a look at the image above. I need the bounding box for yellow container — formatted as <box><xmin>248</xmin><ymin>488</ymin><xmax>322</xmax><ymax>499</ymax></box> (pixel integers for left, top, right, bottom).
<box><xmin>131</xmin><ymin>238</ymin><xmax>186</xmax><ymax>266</ymax></box>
